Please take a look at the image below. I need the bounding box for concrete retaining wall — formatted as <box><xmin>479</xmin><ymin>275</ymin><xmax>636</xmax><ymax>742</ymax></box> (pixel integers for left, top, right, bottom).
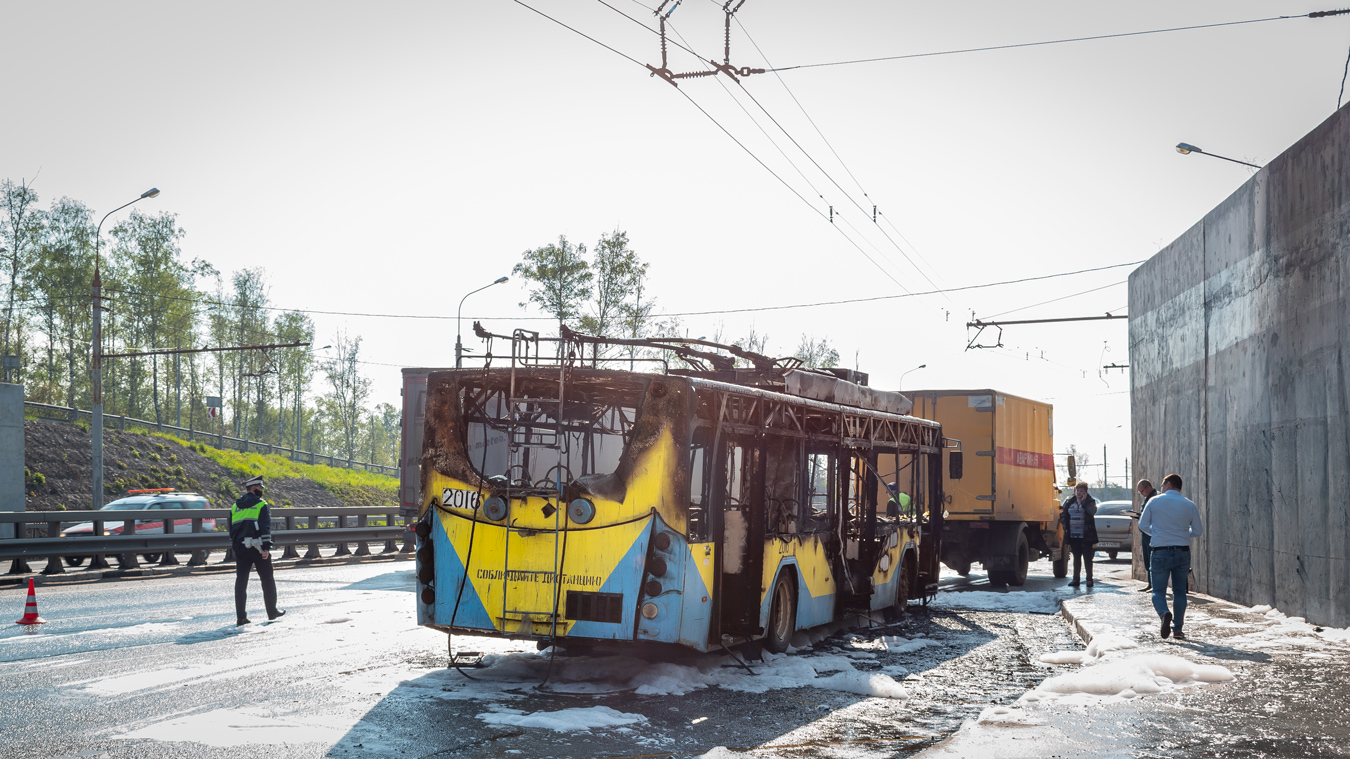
<box><xmin>1128</xmin><ymin>105</ymin><xmax>1350</xmax><ymax>628</ymax></box>
<box><xmin>0</xmin><ymin>384</ymin><xmax>23</xmax><ymax>540</ymax></box>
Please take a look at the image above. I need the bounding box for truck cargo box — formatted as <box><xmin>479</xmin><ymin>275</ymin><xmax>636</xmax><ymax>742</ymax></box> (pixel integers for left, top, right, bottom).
<box><xmin>908</xmin><ymin>389</ymin><xmax>1059</xmax><ymax>524</ymax></box>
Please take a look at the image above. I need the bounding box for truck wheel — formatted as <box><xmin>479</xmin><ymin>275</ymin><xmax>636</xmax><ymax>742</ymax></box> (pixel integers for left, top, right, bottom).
<box><xmin>765</xmin><ymin>573</ymin><xmax>797</xmax><ymax>654</ymax></box>
<box><xmin>141</xmin><ymin>553</ymin><xmax>161</xmax><ymax>564</ymax></box>
<box><xmin>948</xmin><ymin>558</ymin><xmax>971</xmax><ymax>576</ymax></box>
<box><xmin>64</xmin><ymin>556</ymin><xmax>87</xmax><ymax>568</ymax></box>
<box><xmin>1010</xmin><ymin>529</ymin><xmax>1030</xmax><ymax>586</ymax></box>
<box><xmin>988</xmin><ymin>570</ymin><xmax>1009</xmax><ymax>587</ymax></box>
<box><xmin>1108</xmin><ymin>551</ymin><xmax>1119</xmax><ymax>561</ymax></box>
<box><xmin>1052</xmin><ymin>556</ymin><xmax>1068</xmax><ymax>578</ymax></box>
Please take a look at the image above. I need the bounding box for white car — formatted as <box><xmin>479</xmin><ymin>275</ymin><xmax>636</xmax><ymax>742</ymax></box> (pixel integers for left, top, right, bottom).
<box><xmin>60</xmin><ymin>490</ymin><xmax>215</xmax><ymax>565</ymax></box>
<box><xmin>1092</xmin><ymin>500</ymin><xmax>1135</xmax><ymax>560</ymax></box>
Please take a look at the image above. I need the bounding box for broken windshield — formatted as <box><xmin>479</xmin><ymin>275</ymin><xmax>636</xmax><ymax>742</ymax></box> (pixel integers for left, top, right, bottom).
<box><xmin>459</xmin><ymin>377</ymin><xmax>641</xmax><ymax>491</ymax></box>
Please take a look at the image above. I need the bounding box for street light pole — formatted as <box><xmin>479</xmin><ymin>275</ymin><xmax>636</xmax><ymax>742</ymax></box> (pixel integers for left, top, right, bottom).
<box><xmin>1175</xmin><ymin>143</ymin><xmax>1260</xmax><ymax>169</ymax></box>
<box><xmin>899</xmin><ymin>363</ymin><xmax>927</xmax><ymax>391</ymax></box>
<box><xmin>91</xmin><ymin>187</ymin><xmax>159</xmax><ymax>509</ymax></box>
<box><xmin>456</xmin><ymin>276</ymin><xmax>508</xmax><ymax>368</ymax></box>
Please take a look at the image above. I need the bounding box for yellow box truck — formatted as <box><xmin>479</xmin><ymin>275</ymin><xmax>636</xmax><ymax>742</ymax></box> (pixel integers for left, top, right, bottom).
<box><xmin>907</xmin><ymin>390</ymin><xmax>1066</xmax><ymax>586</ymax></box>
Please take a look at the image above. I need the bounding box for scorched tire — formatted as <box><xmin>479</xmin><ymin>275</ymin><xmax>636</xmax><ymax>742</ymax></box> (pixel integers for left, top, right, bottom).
<box><xmin>765</xmin><ymin>572</ymin><xmax>797</xmax><ymax>654</ymax></box>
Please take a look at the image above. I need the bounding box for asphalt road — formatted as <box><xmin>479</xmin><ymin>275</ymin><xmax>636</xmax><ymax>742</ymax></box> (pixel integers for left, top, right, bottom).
<box><xmin>1</xmin><ymin>557</ymin><xmax>1084</xmax><ymax>759</ymax></box>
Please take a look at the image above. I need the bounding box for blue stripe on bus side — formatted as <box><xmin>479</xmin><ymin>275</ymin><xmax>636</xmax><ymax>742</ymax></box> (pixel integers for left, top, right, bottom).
<box><xmin>871</xmin><ymin>566</ymin><xmax>899</xmax><ymax>611</ymax></box>
<box><xmin>635</xmin><ymin>516</ymin><xmax>688</xmax><ymax>645</ymax></box>
<box><xmin>432</xmin><ymin>516</ymin><xmax>496</xmax><ymax>631</ymax></box>
<box><xmin>677</xmin><ymin>542</ymin><xmax>713</xmax><ymax>651</ymax></box>
<box><xmin>759</xmin><ymin>558</ymin><xmax>836</xmax><ymax>634</ymax></box>
<box><xmin>565</xmin><ymin>524</ymin><xmax>651</xmax><ymax>640</ymax></box>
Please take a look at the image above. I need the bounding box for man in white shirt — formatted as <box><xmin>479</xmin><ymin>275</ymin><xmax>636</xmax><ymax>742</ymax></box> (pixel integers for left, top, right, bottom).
<box><xmin>1137</xmin><ymin>473</ymin><xmax>1204</xmax><ymax>640</ymax></box>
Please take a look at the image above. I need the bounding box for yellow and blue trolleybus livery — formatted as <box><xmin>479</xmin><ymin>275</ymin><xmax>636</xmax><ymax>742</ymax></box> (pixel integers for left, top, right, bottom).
<box><xmin>413</xmin><ymin>335</ymin><xmax>954</xmax><ymax>654</ymax></box>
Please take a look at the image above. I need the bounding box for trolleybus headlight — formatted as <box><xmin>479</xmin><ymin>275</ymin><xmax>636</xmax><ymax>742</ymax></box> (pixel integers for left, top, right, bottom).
<box><xmin>483</xmin><ymin>496</ymin><xmax>508</xmax><ymax>521</ymax></box>
<box><xmin>418</xmin><ymin>561</ymin><xmax>435</xmax><ymax>584</ymax></box>
<box><xmin>644</xmin><ymin>579</ymin><xmax>662</xmax><ymax>597</ymax></box>
<box><xmin>421</xmin><ymin>587</ymin><xmax>435</xmax><ymax>605</ymax></box>
<box><xmin>415</xmin><ymin>520</ymin><xmax>432</xmax><ymax>539</ymax></box>
<box><xmin>568</xmin><ymin>498</ymin><xmax>596</xmax><ymax>525</ymax></box>
<box><xmin>653</xmin><ymin>532</ymin><xmax>672</xmax><ymax>551</ymax></box>
<box><xmin>648</xmin><ymin>556</ymin><xmax>668</xmax><ymax>578</ymax></box>
<box><xmin>641</xmin><ymin>602</ymin><xmax>659</xmax><ymax>620</ymax></box>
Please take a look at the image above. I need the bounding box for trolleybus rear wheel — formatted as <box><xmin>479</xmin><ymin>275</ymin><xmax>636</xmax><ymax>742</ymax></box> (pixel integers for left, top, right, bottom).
<box><xmin>765</xmin><ymin>573</ymin><xmax>796</xmax><ymax>654</ymax></box>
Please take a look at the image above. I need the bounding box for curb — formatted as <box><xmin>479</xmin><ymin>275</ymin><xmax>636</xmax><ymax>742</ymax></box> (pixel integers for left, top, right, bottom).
<box><xmin>1059</xmin><ymin>602</ymin><xmax>1095</xmax><ymax>646</ymax></box>
<box><xmin>1058</xmin><ymin>577</ymin><xmax>1232</xmax><ymax>650</ymax></box>
<box><xmin>0</xmin><ymin>552</ymin><xmax>414</xmax><ymax>588</ymax></box>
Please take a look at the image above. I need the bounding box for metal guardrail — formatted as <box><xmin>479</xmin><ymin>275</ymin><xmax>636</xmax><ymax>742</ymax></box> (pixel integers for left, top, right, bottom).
<box><xmin>0</xmin><ymin>506</ymin><xmax>414</xmax><ymax>575</ymax></box>
<box><xmin>23</xmin><ymin>401</ymin><xmax>399</xmax><ymax>477</ymax></box>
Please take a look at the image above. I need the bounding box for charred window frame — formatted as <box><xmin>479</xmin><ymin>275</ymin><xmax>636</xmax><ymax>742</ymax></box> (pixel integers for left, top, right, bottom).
<box><xmin>764</xmin><ymin>436</ymin><xmax>801</xmax><ymax>535</ymax></box>
<box><xmin>459</xmin><ymin>379</ymin><xmax>639</xmax><ymax>488</ymax></box>
<box><xmin>802</xmin><ymin>447</ymin><xmax>837</xmax><ymax>533</ymax></box>
<box><xmin>688</xmin><ymin>428</ymin><xmax>712</xmax><ymax>541</ymax></box>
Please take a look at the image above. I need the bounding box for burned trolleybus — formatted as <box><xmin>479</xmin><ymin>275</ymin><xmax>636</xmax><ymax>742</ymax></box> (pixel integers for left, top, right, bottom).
<box><xmin>413</xmin><ymin>329</ymin><xmax>957</xmax><ymax>653</ymax></box>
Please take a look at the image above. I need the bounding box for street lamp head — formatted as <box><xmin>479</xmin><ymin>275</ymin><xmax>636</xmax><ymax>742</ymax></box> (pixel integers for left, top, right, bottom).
<box><xmin>140</xmin><ymin>187</ymin><xmax>161</xmax><ymax>198</ymax></box>
<box><xmin>918</xmin><ymin>364</ymin><xmax>927</xmax><ymax>369</ymax></box>
<box><xmin>1175</xmin><ymin>143</ymin><xmax>1200</xmax><ymax>156</ymax></box>
<box><xmin>494</xmin><ymin>276</ymin><xmax>509</xmax><ymax>285</ymax></box>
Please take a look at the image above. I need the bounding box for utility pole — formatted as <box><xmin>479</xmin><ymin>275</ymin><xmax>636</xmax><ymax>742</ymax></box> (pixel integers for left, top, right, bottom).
<box><xmin>175</xmin><ymin>334</ymin><xmax>182</xmax><ymax>427</ymax></box>
<box><xmin>91</xmin><ymin>187</ymin><xmax>159</xmax><ymax>509</ymax></box>
<box><xmin>1103</xmin><ymin>444</ymin><xmax>1108</xmax><ymax>488</ymax></box>
<box><xmin>91</xmin><ymin>268</ymin><xmax>104</xmax><ymax>508</ymax></box>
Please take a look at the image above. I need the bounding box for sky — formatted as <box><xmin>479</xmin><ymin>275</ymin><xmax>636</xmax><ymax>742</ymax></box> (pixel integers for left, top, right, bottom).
<box><xmin>4</xmin><ymin>0</ymin><xmax>1348</xmax><ymax>484</ymax></box>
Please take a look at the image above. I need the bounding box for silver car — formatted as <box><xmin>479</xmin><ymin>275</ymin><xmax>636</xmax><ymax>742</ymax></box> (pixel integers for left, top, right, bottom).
<box><xmin>1093</xmin><ymin>500</ymin><xmax>1134</xmax><ymax>560</ymax></box>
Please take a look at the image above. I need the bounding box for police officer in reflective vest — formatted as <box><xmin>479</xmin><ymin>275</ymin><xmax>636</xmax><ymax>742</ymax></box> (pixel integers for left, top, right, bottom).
<box><xmin>230</xmin><ymin>475</ymin><xmax>285</xmax><ymax>625</ymax></box>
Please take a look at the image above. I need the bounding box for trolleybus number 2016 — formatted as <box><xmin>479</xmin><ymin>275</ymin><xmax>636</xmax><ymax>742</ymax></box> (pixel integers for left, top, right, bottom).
<box><xmin>442</xmin><ymin>488</ymin><xmax>481</xmax><ymax>509</ymax></box>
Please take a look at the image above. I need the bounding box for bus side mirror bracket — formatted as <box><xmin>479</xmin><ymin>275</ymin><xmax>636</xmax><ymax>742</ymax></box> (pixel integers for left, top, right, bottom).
<box><xmin>949</xmin><ymin>451</ymin><xmax>964</xmax><ymax>480</ymax></box>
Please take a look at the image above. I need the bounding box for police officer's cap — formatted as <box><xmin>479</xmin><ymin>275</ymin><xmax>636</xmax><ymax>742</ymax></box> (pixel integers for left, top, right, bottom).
<box><xmin>242</xmin><ymin>474</ymin><xmax>265</xmax><ymax>490</ymax></box>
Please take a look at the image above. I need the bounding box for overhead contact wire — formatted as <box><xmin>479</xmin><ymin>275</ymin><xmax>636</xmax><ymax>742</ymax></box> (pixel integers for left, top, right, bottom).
<box><xmin>766</xmin><ymin>12</ymin><xmax>1345</xmax><ymax>73</ymax></box>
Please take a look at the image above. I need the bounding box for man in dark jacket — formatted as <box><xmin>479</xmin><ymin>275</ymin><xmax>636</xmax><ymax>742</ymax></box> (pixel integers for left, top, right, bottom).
<box><xmin>230</xmin><ymin>475</ymin><xmax>285</xmax><ymax>625</ymax></box>
<box><xmin>1134</xmin><ymin>479</ymin><xmax>1159</xmax><ymax>592</ymax></box>
<box><xmin>1059</xmin><ymin>482</ymin><xmax>1099</xmax><ymax>588</ymax></box>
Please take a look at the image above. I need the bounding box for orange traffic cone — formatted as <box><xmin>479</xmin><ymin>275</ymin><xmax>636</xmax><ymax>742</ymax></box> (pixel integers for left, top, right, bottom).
<box><xmin>15</xmin><ymin>577</ymin><xmax>45</xmax><ymax>625</ymax></box>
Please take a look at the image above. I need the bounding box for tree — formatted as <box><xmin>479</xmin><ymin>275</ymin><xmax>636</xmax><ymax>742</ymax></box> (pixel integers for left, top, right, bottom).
<box><xmin>323</xmin><ymin>329</ymin><xmax>371</xmax><ymax>460</ymax></box>
<box><xmin>579</xmin><ymin>229</ymin><xmax>645</xmax><ymax>342</ymax></box>
<box><xmin>226</xmin><ymin>268</ymin><xmax>270</xmax><ymax>438</ymax></box>
<box><xmin>0</xmin><ymin>178</ymin><xmax>42</xmax><ymax>363</ymax></box>
<box><xmin>274</xmin><ymin>311</ymin><xmax>316</xmax><ymax>448</ymax></box>
<box><xmin>793</xmin><ymin>334</ymin><xmax>839</xmax><ymax>368</ymax></box>
<box><xmin>513</xmin><ymin>235</ymin><xmax>592</xmax><ymax>336</ymax></box>
<box><xmin>108</xmin><ymin>210</ymin><xmax>200</xmax><ymax>425</ymax></box>
<box><xmin>1062</xmin><ymin>444</ymin><xmax>1090</xmax><ymax>483</ymax></box>
<box><xmin>30</xmin><ymin>197</ymin><xmax>96</xmax><ymax>406</ymax></box>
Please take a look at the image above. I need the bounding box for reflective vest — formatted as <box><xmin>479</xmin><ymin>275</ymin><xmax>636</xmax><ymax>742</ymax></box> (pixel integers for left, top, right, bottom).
<box><xmin>231</xmin><ymin>499</ymin><xmax>269</xmax><ymax>524</ymax></box>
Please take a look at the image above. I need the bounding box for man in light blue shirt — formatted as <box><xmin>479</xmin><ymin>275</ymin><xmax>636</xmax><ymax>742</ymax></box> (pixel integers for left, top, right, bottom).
<box><xmin>1138</xmin><ymin>473</ymin><xmax>1204</xmax><ymax>640</ymax></box>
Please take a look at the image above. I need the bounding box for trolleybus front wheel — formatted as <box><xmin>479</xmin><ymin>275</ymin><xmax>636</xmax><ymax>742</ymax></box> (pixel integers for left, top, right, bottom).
<box><xmin>765</xmin><ymin>573</ymin><xmax>796</xmax><ymax>654</ymax></box>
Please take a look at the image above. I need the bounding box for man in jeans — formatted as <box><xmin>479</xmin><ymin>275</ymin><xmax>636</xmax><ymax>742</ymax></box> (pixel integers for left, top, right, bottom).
<box><xmin>1138</xmin><ymin>473</ymin><xmax>1204</xmax><ymax>640</ymax></box>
